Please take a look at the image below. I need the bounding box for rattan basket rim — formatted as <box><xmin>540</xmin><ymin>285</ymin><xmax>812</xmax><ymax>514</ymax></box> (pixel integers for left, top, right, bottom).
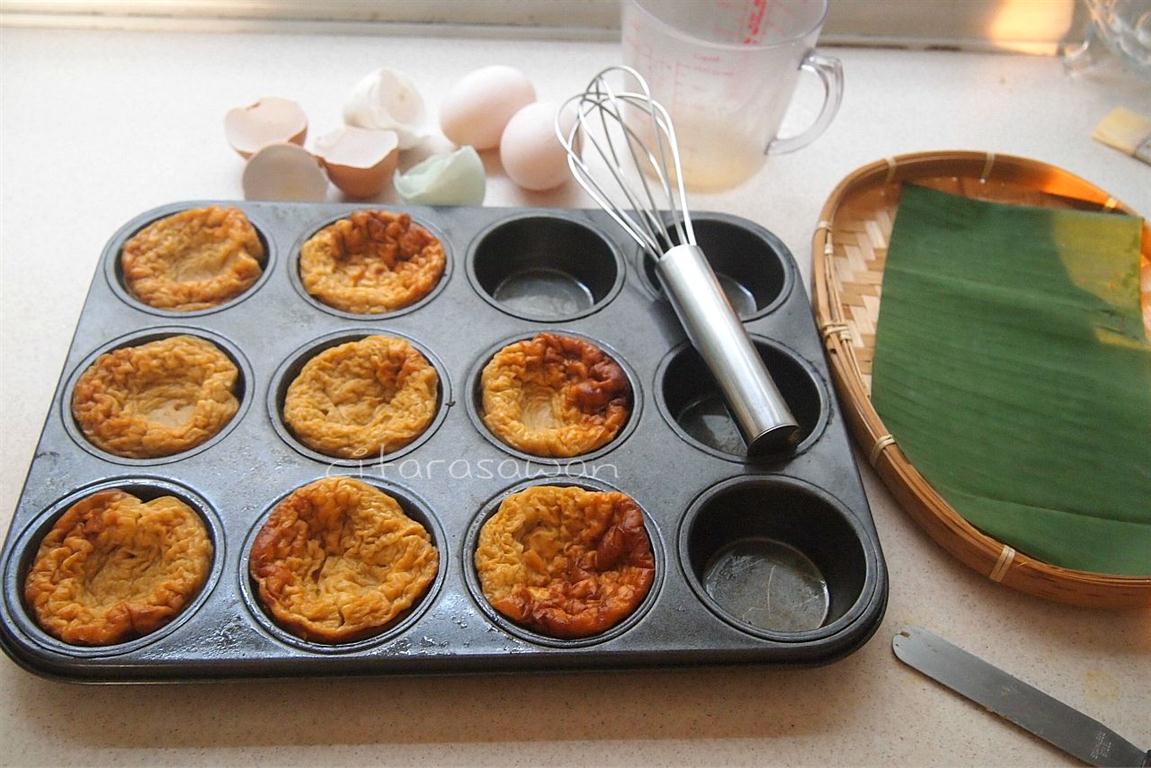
<box><xmin>811</xmin><ymin>150</ymin><xmax>1151</xmax><ymax>609</ymax></box>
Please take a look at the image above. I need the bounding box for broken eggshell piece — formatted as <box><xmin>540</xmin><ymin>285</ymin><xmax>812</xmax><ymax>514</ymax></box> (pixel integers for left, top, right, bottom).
<box><xmin>314</xmin><ymin>127</ymin><xmax>400</xmax><ymax>199</ymax></box>
<box><xmin>343</xmin><ymin>67</ymin><xmax>427</xmax><ymax>150</ymax></box>
<box><xmin>393</xmin><ymin>146</ymin><xmax>485</xmax><ymax>205</ymax></box>
<box><xmin>242</xmin><ymin>143</ymin><xmax>329</xmax><ymax>202</ymax></box>
<box><xmin>224</xmin><ymin>97</ymin><xmax>308</xmax><ymax>159</ymax></box>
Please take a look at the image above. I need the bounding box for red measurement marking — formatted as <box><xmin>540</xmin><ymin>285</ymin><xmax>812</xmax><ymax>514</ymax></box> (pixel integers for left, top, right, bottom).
<box><xmin>744</xmin><ymin>0</ymin><xmax>768</xmax><ymax>44</ymax></box>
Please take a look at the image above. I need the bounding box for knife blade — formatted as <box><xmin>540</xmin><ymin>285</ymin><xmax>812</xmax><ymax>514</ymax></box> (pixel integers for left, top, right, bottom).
<box><xmin>893</xmin><ymin>626</ymin><xmax>1150</xmax><ymax>767</ymax></box>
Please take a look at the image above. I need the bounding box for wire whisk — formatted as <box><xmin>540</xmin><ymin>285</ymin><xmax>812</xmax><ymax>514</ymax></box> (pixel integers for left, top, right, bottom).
<box><xmin>557</xmin><ymin>66</ymin><xmax>799</xmax><ymax>454</ymax></box>
<box><xmin>557</xmin><ymin>65</ymin><xmax>696</xmax><ymax>256</ymax></box>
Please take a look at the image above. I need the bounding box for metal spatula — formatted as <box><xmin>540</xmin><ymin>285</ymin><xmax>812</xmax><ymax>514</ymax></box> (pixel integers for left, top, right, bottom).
<box><xmin>893</xmin><ymin>626</ymin><xmax>1150</xmax><ymax>767</ymax></box>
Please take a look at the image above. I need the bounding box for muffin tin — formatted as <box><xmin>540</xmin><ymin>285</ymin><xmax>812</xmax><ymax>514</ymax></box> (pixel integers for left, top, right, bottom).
<box><xmin>0</xmin><ymin>201</ymin><xmax>887</xmax><ymax>681</ymax></box>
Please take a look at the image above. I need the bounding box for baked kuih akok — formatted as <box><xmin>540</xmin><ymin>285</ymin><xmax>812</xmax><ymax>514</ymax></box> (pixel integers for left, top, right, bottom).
<box><xmin>249</xmin><ymin>477</ymin><xmax>439</xmax><ymax>643</ymax></box>
<box><xmin>121</xmin><ymin>206</ymin><xmax>264</xmax><ymax>311</ymax></box>
<box><xmin>71</xmin><ymin>335</ymin><xmax>241</xmax><ymax>459</ymax></box>
<box><xmin>282</xmin><ymin>335</ymin><xmax>440</xmax><ymax>459</ymax></box>
<box><xmin>24</xmin><ymin>489</ymin><xmax>213</xmax><ymax>646</ymax></box>
<box><xmin>474</xmin><ymin>485</ymin><xmax>655</xmax><ymax>639</ymax></box>
<box><xmin>481</xmin><ymin>333</ymin><xmax>631</xmax><ymax>457</ymax></box>
<box><xmin>299</xmin><ymin>210</ymin><xmax>446</xmax><ymax>314</ymax></box>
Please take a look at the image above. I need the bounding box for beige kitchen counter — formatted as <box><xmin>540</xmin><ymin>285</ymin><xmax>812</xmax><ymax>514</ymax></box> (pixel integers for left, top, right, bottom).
<box><xmin>1</xmin><ymin>26</ymin><xmax>1149</xmax><ymax>768</ymax></box>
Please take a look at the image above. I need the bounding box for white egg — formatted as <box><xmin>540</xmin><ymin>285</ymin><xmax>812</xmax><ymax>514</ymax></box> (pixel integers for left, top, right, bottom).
<box><xmin>440</xmin><ymin>65</ymin><xmax>535</xmax><ymax>150</ymax></box>
<box><xmin>499</xmin><ymin>101</ymin><xmax>574</xmax><ymax>192</ymax></box>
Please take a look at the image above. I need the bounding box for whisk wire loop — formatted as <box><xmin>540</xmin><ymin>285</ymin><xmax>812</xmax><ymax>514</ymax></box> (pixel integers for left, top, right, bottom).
<box><xmin>556</xmin><ymin>65</ymin><xmax>697</xmax><ymax>257</ymax></box>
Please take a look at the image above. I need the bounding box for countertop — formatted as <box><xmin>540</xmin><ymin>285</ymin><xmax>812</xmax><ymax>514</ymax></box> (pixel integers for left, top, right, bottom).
<box><xmin>1</xmin><ymin>26</ymin><xmax>1149</xmax><ymax>768</ymax></box>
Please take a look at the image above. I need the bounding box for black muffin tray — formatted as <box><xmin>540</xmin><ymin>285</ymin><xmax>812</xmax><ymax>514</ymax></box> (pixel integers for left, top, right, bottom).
<box><xmin>0</xmin><ymin>201</ymin><xmax>887</xmax><ymax>681</ymax></box>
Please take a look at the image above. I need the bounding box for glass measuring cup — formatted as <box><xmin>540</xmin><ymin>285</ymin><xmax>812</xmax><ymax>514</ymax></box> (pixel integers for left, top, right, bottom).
<box><xmin>622</xmin><ymin>0</ymin><xmax>843</xmax><ymax>190</ymax></box>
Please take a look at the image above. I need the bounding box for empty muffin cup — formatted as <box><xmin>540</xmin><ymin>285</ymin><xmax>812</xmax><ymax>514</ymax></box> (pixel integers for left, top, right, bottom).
<box><xmin>657</xmin><ymin>337</ymin><xmax>826</xmax><ymax>460</ymax></box>
<box><xmin>641</xmin><ymin>218</ymin><xmax>792</xmax><ymax>320</ymax></box>
<box><xmin>469</xmin><ymin>216</ymin><xmax>623</xmax><ymax>321</ymax></box>
<box><xmin>680</xmin><ymin>476</ymin><xmax>872</xmax><ymax>639</ymax></box>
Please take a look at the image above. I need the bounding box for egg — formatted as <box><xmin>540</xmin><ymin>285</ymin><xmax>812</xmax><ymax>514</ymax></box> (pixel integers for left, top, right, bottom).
<box><xmin>314</xmin><ymin>126</ymin><xmax>399</xmax><ymax>199</ymax></box>
<box><xmin>440</xmin><ymin>65</ymin><xmax>535</xmax><ymax>151</ymax></box>
<box><xmin>242</xmin><ymin>143</ymin><xmax>328</xmax><ymax>202</ymax></box>
<box><xmin>224</xmin><ymin>97</ymin><xmax>308</xmax><ymax>159</ymax></box>
<box><xmin>499</xmin><ymin>101</ymin><xmax>575</xmax><ymax>192</ymax></box>
<box><xmin>343</xmin><ymin>67</ymin><xmax>427</xmax><ymax>150</ymax></box>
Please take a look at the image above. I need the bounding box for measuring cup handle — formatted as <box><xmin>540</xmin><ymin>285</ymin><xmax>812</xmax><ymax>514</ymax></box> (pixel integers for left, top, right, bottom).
<box><xmin>768</xmin><ymin>51</ymin><xmax>844</xmax><ymax>155</ymax></box>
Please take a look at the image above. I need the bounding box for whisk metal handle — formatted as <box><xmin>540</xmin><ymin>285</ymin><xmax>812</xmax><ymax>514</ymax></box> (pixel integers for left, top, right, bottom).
<box><xmin>655</xmin><ymin>244</ymin><xmax>800</xmax><ymax>455</ymax></box>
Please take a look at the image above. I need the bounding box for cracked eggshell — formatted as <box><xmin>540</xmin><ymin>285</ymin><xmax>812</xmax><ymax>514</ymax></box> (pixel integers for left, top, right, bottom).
<box><xmin>343</xmin><ymin>67</ymin><xmax>427</xmax><ymax>150</ymax></box>
<box><xmin>500</xmin><ymin>101</ymin><xmax>575</xmax><ymax>192</ymax></box>
<box><xmin>242</xmin><ymin>143</ymin><xmax>329</xmax><ymax>202</ymax></box>
<box><xmin>224</xmin><ymin>97</ymin><xmax>308</xmax><ymax>159</ymax></box>
<box><xmin>315</xmin><ymin>127</ymin><xmax>400</xmax><ymax>199</ymax></box>
<box><xmin>439</xmin><ymin>65</ymin><xmax>535</xmax><ymax>151</ymax></box>
<box><xmin>393</xmin><ymin>146</ymin><xmax>485</xmax><ymax>205</ymax></box>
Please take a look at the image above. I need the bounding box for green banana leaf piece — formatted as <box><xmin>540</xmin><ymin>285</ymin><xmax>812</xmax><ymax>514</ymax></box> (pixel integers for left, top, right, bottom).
<box><xmin>871</xmin><ymin>184</ymin><xmax>1151</xmax><ymax>576</ymax></box>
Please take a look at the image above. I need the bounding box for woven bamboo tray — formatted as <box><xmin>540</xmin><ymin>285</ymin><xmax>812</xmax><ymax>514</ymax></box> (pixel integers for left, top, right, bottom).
<box><xmin>811</xmin><ymin>151</ymin><xmax>1151</xmax><ymax>609</ymax></box>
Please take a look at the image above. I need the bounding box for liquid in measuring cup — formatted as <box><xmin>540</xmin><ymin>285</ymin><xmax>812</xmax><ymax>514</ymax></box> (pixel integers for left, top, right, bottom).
<box><xmin>671</xmin><ymin>118</ymin><xmax>769</xmax><ymax>191</ymax></box>
<box><xmin>622</xmin><ymin>0</ymin><xmax>842</xmax><ymax>190</ymax></box>
<box><xmin>628</xmin><ymin>107</ymin><xmax>770</xmax><ymax>191</ymax></box>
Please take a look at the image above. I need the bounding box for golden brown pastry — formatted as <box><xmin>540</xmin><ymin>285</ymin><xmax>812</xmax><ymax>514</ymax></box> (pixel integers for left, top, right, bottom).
<box><xmin>71</xmin><ymin>335</ymin><xmax>241</xmax><ymax>459</ymax></box>
<box><xmin>249</xmin><ymin>477</ymin><xmax>439</xmax><ymax>643</ymax></box>
<box><xmin>121</xmin><ymin>206</ymin><xmax>264</xmax><ymax>311</ymax></box>
<box><xmin>475</xmin><ymin>485</ymin><xmax>655</xmax><ymax>639</ymax></box>
<box><xmin>481</xmin><ymin>333</ymin><xmax>631</xmax><ymax>457</ymax></box>
<box><xmin>24</xmin><ymin>489</ymin><xmax>213</xmax><ymax>646</ymax></box>
<box><xmin>299</xmin><ymin>210</ymin><xmax>445</xmax><ymax>314</ymax></box>
<box><xmin>282</xmin><ymin>335</ymin><xmax>439</xmax><ymax>459</ymax></box>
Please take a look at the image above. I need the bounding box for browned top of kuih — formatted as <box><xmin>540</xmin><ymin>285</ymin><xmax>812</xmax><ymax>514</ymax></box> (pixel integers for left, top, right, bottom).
<box><xmin>121</xmin><ymin>206</ymin><xmax>264</xmax><ymax>311</ymax></box>
<box><xmin>475</xmin><ymin>485</ymin><xmax>655</xmax><ymax>639</ymax></box>
<box><xmin>299</xmin><ymin>210</ymin><xmax>446</xmax><ymax>314</ymax></box>
<box><xmin>71</xmin><ymin>335</ymin><xmax>240</xmax><ymax>459</ymax></box>
<box><xmin>282</xmin><ymin>335</ymin><xmax>439</xmax><ymax>460</ymax></box>
<box><xmin>481</xmin><ymin>333</ymin><xmax>631</xmax><ymax>458</ymax></box>
<box><xmin>24</xmin><ymin>489</ymin><xmax>213</xmax><ymax>646</ymax></box>
<box><xmin>249</xmin><ymin>477</ymin><xmax>439</xmax><ymax>644</ymax></box>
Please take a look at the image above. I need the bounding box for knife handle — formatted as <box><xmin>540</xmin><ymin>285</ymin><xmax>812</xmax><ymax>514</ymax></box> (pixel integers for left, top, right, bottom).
<box><xmin>1142</xmin><ymin>749</ymin><xmax>1150</xmax><ymax>767</ymax></box>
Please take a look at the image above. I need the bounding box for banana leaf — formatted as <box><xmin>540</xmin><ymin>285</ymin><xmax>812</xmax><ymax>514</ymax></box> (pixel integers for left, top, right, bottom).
<box><xmin>872</xmin><ymin>184</ymin><xmax>1151</xmax><ymax>576</ymax></box>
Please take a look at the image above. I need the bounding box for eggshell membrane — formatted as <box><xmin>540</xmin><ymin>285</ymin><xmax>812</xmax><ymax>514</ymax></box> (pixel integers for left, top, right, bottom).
<box><xmin>440</xmin><ymin>66</ymin><xmax>536</xmax><ymax>151</ymax></box>
<box><xmin>242</xmin><ymin>143</ymin><xmax>329</xmax><ymax>202</ymax></box>
<box><xmin>500</xmin><ymin>102</ymin><xmax>575</xmax><ymax>192</ymax></box>
<box><xmin>315</xmin><ymin>127</ymin><xmax>400</xmax><ymax>199</ymax></box>
<box><xmin>225</xmin><ymin>97</ymin><xmax>308</xmax><ymax>159</ymax></box>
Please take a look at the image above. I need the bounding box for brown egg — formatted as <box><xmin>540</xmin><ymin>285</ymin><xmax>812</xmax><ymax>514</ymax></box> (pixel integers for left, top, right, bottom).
<box><xmin>242</xmin><ymin>143</ymin><xmax>328</xmax><ymax>202</ymax></box>
<box><xmin>225</xmin><ymin>97</ymin><xmax>308</xmax><ymax>159</ymax></box>
<box><xmin>314</xmin><ymin>127</ymin><xmax>400</xmax><ymax>199</ymax></box>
